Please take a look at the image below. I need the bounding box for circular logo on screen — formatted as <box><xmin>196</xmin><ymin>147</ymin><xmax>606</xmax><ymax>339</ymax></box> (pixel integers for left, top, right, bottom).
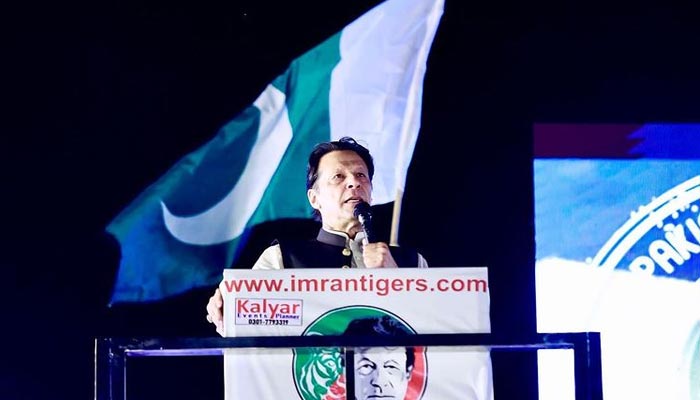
<box><xmin>590</xmin><ymin>175</ymin><xmax>700</xmax><ymax>281</ymax></box>
<box><xmin>292</xmin><ymin>306</ymin><xmax>427</xmax><ymax>400</ymax></box>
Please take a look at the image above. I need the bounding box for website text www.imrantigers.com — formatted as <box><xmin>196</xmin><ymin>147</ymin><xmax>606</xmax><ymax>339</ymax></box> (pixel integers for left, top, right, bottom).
<box><xmin>222</xmin><ymin>274</ymin><xmax>487</xmax><ymax>296</ymax></box>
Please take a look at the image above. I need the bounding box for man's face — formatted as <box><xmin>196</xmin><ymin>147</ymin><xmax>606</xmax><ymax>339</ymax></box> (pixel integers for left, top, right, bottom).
<box><xmin>354</xmin><ymin>347</ymin><xmax>411</xmax><ymax>400</ymax></box>
<box><xmin>308</xmin><ymin>150</ymin><xmax>372</xmax><ymax>232</ymax></box>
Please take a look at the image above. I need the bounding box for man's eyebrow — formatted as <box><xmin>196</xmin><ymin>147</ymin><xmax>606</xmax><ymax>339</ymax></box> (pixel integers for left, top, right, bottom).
<box><xmin>339</xmin><ymin>160</ymin><xmax>367</xmax><ymax>167</ymax></box>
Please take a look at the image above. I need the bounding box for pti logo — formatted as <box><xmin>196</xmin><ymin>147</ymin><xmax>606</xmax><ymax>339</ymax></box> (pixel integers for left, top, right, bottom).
<box><xmin>292</xmin><ymin>306</ymin><xmax>427</xmax><ymax>400</ymax></box>
<box><xmin>591</xmin><ymin>175</ymin><xmax>700</xmax><ymax>281</ymax></box>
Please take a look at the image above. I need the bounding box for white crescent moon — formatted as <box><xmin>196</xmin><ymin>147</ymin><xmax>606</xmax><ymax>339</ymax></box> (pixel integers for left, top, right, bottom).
<box><xmin>161</xmin><ymin>84</ymin><xmax>293</xmax><ymax>245</ymax></box>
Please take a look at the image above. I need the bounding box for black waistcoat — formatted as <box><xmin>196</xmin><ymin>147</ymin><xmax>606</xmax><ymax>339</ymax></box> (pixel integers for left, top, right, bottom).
<box><xmin>274</xmin><ymin>229</ymin><xmax>419</xmax><ymax>269</ymax></box>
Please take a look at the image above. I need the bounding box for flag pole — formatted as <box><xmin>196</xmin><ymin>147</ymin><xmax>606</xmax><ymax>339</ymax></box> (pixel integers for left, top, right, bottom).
<box><xmin>389</xmin><ymin>189</ymin><xmax>403</xmax><ymax>246</ymax></box>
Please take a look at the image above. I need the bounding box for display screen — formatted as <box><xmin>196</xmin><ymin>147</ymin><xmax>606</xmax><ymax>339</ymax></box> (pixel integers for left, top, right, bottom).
<box><xmin>534</xmin><ymin>124</ymin><xmax>700</xmax><ymax>400</ymax></box>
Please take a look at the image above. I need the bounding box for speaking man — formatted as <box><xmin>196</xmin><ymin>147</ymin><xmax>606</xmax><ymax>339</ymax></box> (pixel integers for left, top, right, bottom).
<box><xmin>206</xmin><ymin>137</ymin><xmax>427</xmax><ymax>334</ymax></box>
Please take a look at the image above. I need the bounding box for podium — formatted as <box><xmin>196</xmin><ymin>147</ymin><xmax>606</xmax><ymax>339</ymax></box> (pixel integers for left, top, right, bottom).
<box><xmin>95</xmin><ymin>268</ymin><xmax>602</xmax><ymax>399</ymax></box>
<box><xmin>94</xmin><ymin>332</ymin><xmax>603</xmax><ymax>400</ymax></box>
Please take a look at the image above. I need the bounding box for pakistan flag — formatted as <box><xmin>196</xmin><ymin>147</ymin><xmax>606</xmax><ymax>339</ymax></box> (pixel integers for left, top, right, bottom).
<box><xmin>107</xmin><ymin>0</ymin><xmax>445</xmax><ymax>303</ymax></box>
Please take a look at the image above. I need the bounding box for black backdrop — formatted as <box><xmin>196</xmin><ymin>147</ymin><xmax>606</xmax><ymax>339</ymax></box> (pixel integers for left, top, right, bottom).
<box><xmin>3</xmin><ymin>0</ymin><xmax>700</xmax><ymax>398</ymax></box>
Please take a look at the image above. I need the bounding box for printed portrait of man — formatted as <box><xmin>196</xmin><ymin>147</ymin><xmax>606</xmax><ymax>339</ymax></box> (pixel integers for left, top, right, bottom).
<box><xmin>343</xmin><ymin>316</ymin><xmax>416</xmax><ymax>400</ymax></box>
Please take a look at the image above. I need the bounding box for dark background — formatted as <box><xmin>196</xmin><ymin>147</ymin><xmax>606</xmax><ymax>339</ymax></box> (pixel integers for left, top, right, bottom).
<box><xmin>3</xmin><ymin>0</ymin><xmax>700</xmax><ymax>398</ymax></box>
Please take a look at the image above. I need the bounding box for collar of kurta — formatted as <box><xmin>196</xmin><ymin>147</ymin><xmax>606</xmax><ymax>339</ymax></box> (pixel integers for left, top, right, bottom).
<box><xmin>317</xmin><ymin>228</ymin><xmax>366</xmax><ymax>247</ymax></box>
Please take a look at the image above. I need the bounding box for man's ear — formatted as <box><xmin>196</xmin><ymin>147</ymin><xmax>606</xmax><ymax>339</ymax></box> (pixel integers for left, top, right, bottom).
<box><xmin>405</xmin><ymin>365</ymin><xmax>414</xmax><ymax>379</ymax></box>
<box><xmin>307</xmin><ymin>188</ymin><xmax>320</xmax><ymax>210</ymax></box>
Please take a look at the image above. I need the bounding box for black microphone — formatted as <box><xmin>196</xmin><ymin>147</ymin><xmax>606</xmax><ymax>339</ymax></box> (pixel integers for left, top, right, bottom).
<box><xmin>353</xmin><ymin>201</ymin><xmax>376</xmax><ymax>243</ymax></box>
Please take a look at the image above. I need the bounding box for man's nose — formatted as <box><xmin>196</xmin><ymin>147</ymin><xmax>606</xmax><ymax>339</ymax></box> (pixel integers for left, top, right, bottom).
<box><xmin>370</xmin><ymin>369</ymin><xmax>391</xmax><ymax>388</ymax></box>
<box><xmin>346</xmin><ymin>175</ymin><xmax>361</xmax><ymax>188</ymax></box>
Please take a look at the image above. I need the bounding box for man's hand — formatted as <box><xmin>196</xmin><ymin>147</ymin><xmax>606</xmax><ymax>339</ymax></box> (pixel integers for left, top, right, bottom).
<box><xmin>206</xmin><ymin>288</ymin><xmax>225</xmax><ymax>336</ymax></box>
<box><xmin>363</xmin><ymin>242</ymin><xmax>398</xmax><ymax>268</ymax></box>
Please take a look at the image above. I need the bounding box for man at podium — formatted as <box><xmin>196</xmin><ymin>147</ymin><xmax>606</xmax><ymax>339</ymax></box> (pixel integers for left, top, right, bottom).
<box><xmin>204</xmin><ymin>137</ymin><xmax>493</xmax><ymax>400</ymax></box>
<box><xmin>206</xmin><ymin>136</ymin><xmax>428</xmax><ymax>334</ymax></box>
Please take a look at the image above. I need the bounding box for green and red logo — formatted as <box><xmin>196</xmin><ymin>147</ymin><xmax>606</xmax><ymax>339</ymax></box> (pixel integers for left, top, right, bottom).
<box><xmin>292</xmin><ymin>306</ymin><xmax>427</xmax><ymax>400</ymax></box>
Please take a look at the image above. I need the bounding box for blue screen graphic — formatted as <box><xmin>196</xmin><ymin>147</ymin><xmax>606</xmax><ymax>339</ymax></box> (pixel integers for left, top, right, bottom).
<box><xmin>534</xmin><ymin>123</ymin><xmax>700</xmax><ymax>400</ymax></box>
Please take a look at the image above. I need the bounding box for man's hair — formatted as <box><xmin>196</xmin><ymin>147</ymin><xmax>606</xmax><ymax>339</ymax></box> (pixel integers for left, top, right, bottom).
<box><xmin>342</xmin><ymin>315</ymin><xmax>415</xmax><ymax>372</ymax></box>
<box><xmin>306</xmin><ymin>137</ymin><xmax>375</xmax><ymax>190</ymax></box>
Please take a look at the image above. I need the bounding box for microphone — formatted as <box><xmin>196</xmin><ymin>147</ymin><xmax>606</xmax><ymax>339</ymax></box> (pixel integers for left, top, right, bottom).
<box><xmin>353</xmin><ymin>201</ymin><xmax>376</xmax><ymax>243</ymax></box>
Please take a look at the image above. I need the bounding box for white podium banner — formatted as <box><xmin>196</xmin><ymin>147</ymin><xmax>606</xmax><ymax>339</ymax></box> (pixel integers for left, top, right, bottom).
<box><xmin>222</xmin><ymin>267</ymin><xmax>493</xmax><ymax>400</ymax></box>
